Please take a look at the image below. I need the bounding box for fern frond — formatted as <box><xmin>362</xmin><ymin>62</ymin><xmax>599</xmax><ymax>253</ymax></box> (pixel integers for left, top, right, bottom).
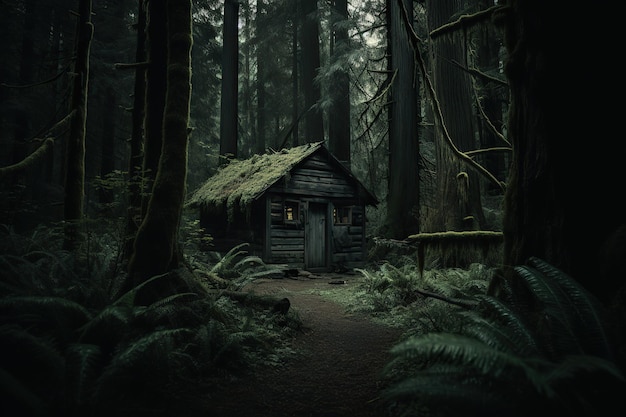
<box><xmin>472</xmin><ymin>294</ymin><xmax>540</xmax><ymax>356</ymax></box>
<box><xmin>65</xmin><ymin>343</ymin><xmax>104</xmax><ymax>410</ymax></box>
<box><xmin>513</xmin><ymin>264</ymin><xmax>585</xmax><ymax>356</ymax></box>
<box><xmin>211</xmin><ymin>243</ymin><xmax>250</xmax><ymax>276</ymax></box>
<box><xmin>526</xmin><ymin>257</ymin><xmax>614</xmax><ymax>360</ymax></box>
<box><xmin>78</xmin><ymin>305</ymin><xmax>133</xmax><ymax>351</ymax></box>
<box><xmin>384</xmin><ymin>373</ymin><xmax>516</xmax><ymax>415</ymax></box>
<box><xmin>113</xmin><ymin>273</ymin><xmax>169</xmax><ymax>307</ymax></box>
<box><xmin>113</xmin><ymin>328</ymin><xmax>193</xmax><ymax>367</ymax></box>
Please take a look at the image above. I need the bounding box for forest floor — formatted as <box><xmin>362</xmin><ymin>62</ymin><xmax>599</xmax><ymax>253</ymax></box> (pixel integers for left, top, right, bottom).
<box><xmin>204</xmin><ymin>271</ymin><xmax>406</xmax><ymax>417</ymax></box>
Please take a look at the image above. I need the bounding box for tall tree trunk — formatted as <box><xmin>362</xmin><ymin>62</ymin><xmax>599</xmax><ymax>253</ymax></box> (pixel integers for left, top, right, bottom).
<box><xmin>300</xmin><ymin>0</ymin><xmax>324</xmax><ymax>143</ymax></box>
<box><xmin>501</xmin><ymin>1</ymin><xmax>625</xmax><ymax>305</ymax></box>
<box><xmin>256</xmin><ymin>0</ymin><xmax>267</xmax><ymax>153</ymax></box>
<box><xmin>475</xmin><ymin>0</ymin><xmax>507</xmax><ymax>196</ymax></box>
<box><xmin>385</xmin><ymin>0</ymin><xmax>419</xmax><ymax>239</ymax></box>
<box><xmin>427</xmin><ymin>0</ymin><xmax>486</xmax><ymax>233</ymax></box>
<box><xmin>328</xmin><ymin>0</ymin><xmax>351</xmax><ymax>166</ymax></box>
<box><xmin>141</xmin><ymin>0</ymin><xmax>167</xmax><ymax>215</ymax></box>
<box><xmin>128</xmin><ymin>0</ymin><xmax>193</xmax><ymax>292</ymax></box>
<box><xmin>63</xmin><ymin>0</ymin><xmax>93</xmax><ymax>250</ymax></box>
<box><xmin>124</xmin><ymin>0</ymin><xmax>147</xmax><ymax>261</ymax></box>
<box><xmin>219</xmin><ymin>0</ymin><xmax>239</xmax><ymax>162</ymax></box>
<box><xmin>291</xmin><ymin>0</ymin><xmax>300</xmax><ymax>146</ymax></box>
<box><xmin>242</xmin><ymin>0</ymin><xmax>252</xmax><ymax>157</ymax></box>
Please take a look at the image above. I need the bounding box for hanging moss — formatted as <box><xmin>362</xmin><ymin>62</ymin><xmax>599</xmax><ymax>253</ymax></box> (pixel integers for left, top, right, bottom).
<box><xmin>186</xmin><ymin>142</ymin><xmax>324</xmax><ymax>221</ymax></box>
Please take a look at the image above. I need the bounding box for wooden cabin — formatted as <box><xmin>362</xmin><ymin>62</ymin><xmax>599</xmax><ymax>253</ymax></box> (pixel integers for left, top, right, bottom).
<box><xmin>186</xmin><ymin>142</ymin><xmax>378</xmax><ymax>271</ymax></box>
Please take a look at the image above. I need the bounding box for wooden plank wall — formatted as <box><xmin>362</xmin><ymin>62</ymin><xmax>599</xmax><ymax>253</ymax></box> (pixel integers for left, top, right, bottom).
<box><xmin>331</xmin><ymin>205</ymin><xmax>366</xmax><ymax>268</ymax></box>
<box><xmin>269</xmin><ymin>200</ymin><xmax>305</xmax><ymax>266</ymax></box>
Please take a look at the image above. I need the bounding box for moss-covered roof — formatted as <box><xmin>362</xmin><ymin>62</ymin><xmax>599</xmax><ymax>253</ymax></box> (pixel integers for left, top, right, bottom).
<box><xmin>186</xmin><ymin>141</ymin><xmax>376</xmax><ymax>219</ymax></box>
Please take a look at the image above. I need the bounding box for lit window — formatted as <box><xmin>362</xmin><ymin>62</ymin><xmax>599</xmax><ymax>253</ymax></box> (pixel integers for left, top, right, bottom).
<box><xmin>333</xmin><ymin>206</ymin><xmax>352</xmax><ymax>225</ymax></box>
<box><xmin>284</xmin><ymin>201</ymin><xmax>299</xmax><ymax>222</ymax></box>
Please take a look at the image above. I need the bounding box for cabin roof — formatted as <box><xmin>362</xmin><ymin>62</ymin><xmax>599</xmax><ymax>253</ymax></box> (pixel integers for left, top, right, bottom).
<box><xmin>186</xmin><ymin>142</ymin><xmax>378</xmax><ymax>217</ymax></box>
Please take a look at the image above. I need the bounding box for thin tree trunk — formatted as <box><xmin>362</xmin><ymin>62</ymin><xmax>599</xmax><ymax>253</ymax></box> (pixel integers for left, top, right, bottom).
<box><xmin>219</xmin><ymin>0</ymin><xmax>239</xmax><ymax>162</ymax></box>
<box><xmin>256</xmin><ymin>0</ymin><xmax>267</xmax><ymax>153</ymax></box>
<box><xmin>124</xmin><ymin>0</ymin><xmax>147</xmax><ymax>261</ymax></box>
<box><xmin>291</xmin><ymin>0</ymin><xmax>299</xmax><ymax>146</ymax></box>
<box><xmin>63</xmin><ymin>0</ymin><xmax>93</xmax><ymax>250</ymax></box>
<box><xmin>98</xmin><ymin>87</ymin><xmax>116</xmax><ymax>212</ymax></box>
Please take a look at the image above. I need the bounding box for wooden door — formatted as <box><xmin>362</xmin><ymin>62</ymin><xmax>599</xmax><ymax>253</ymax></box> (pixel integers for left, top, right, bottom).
<box><xmin>306</xmin><ymin>202</ymin><xmax>327</xmax><ymax>269</ymax></box>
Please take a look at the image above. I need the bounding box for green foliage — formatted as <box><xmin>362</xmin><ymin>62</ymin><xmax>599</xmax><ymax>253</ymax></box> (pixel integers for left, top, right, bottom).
<box><xmin>382</xmin><ymin>257</ymin><xmax>625</xmax><ymax>417</ymax></box>
<box><xmin>0</xmin><ymin>227</ymin><xmax>301</xmax><ymax>417</ymax></box>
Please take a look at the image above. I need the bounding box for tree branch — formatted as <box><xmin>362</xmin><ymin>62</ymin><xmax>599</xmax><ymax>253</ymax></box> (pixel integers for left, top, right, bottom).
<box><xmin>397</xmin><ymin>0</ymin><xmax>505</xmax><ymax>192</ymax></box>
<box><xmin>429</xmin><ymin>5</ymin><xmax>507</xmax><ymax>39</ymax></box>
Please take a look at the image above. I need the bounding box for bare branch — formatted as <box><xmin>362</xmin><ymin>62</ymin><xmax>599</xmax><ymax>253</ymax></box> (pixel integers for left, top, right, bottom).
<box><xmin>1</xmin><ymin>65</ymin><xmax>69</xmax><ymax>89</ymax></box>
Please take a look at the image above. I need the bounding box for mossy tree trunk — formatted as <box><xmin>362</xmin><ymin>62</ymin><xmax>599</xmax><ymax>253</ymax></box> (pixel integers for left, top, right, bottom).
<box><xmin>426</xmin><ymin>0</ymin><xmax>486</xmax><ymax>233</ymax></box>
<box><xmin>63</xmin><ymin>0</ymin><xmax>93</xmax><ymax>250</ymax></box>
<box><xmin>501</xmin><ymin>1</ymin><xmax>624</xmax><ymax>305</ymax></box>
<box><xmin>128</xmin><ymin>0</ymin><xmax>192</xmax><ymax>292</ymax></box>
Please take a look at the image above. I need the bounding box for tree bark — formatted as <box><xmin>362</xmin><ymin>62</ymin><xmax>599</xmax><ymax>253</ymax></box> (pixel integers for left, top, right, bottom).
<box><xmin>256</xmin><ymin>0</ymin><xmax>268</xmax><ymax>153</ymax></box>
<box><xmin>123</xmin><ymin>0</ymin><xmax>147</xmax><ymax>261</ymax></box>
<box><xmin>128</xmin><ymin>0</ymin><xmax>193</xmax><ymax>296</ymax></box>
<box><xmin>385</xmin><ymin>0</ymin><xmax>420</xmax><ymax>239</ymax></box>
<box><xmin>141</xmin><ymin>0</ymin><xmax>167</xmax><ymax>215</ymax></box>
<box><xmin>300</xmin><ymin>0</ymin><xmax>324</xmax><ymax>143</ymax></box>
<box><xmin>63</xmin><ymin>0</ymin><xmax>93</xmax><ymax>250</ymax></box>
<box><xmin>501</xmin><ymin>1</ymin><xmax>625</xmax><ymax>305</ymax></box>
<box><xmin>328</xmin><ymin>0</ymin><xmax>351</xmax><ymax>166</ymax></box>
<box><xmin>219</xmin><ymin>0</ymin><xmax>239</xmax><ymax>162</ymax></box>
<box><xmin>427</xmin><ymin>0</ymin><xmax>486</xmax><ymax>233</ymax></box>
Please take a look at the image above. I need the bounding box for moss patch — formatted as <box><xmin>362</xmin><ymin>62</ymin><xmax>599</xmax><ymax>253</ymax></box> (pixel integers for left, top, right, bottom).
<box><xmin>186</xmin><ymin>142</ymin><xmax>324</xmax><ymax>221</ymax></box>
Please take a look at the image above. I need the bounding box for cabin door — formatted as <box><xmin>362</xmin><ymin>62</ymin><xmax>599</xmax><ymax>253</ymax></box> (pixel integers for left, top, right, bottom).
<box><xmin>305</xmin><ymin>202</ymin><xmax>327</xmax><ymax>269</ymax></box>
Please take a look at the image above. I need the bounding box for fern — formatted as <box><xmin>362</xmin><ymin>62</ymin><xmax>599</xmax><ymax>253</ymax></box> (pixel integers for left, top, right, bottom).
<box><xmin>383</xmin><ymin>258</ymin><xmax>625</xmax><ymax>417</ymax></box>
<box><xmin>65</xmin><ymin>343</ymin><xmax>104</xmax><ymax>413</ymax></box>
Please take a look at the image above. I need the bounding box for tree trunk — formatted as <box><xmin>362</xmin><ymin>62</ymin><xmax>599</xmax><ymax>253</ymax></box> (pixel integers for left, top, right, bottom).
<box><xmin>427</xmin><ymin>0</ymin><xmax>486</xmax><ymax>233</ymax></box>
<box><xmin>256</xmin><ymin>0</ymin><xmax>267</xmax><ymax>153</ymax></box>
<box><xmin>128</xmin><ymin>0</ymin><xmax>193</xmax><ymax>296</ymax></box>
<box><xmin>63</xmin><ymin>0</ymin><xmax>93</xmax><ymax>250</ymax></box>
<box><xmin>98</xmin><ymin>87</ymin><xmax>116</xmax><ymax>212</ymax></box>
<box><xmin>385</xmin><ymin>0</ymin><xmax>420</xmax><ymax>239</ymax></box>
<box><xmin>300</xmin><ymin>0</ymin><xmax>324</xmax><ymax>143</ymax></box>
<box><xmin>501</xmin><ymin>1</ymin><xmax>625</xmax><ymax>305</ymax></box>
<box><xmin>219</xmin><ymin>0</ymin><xmax>239</xmax><ymax>162</ymax></box>
<box><xmin>141</xmin><ymin>0</ymin><xmax>167</xmax><ymax>215</ymax></box>
<box><xmin>328</xmin><ymin>0</ymin><xmax>351</xmax><ymax>166</ymax></box>
<box><xmin>123</xmin><ymin>0</ymin><xmax>147</xmax><ymax>262</ymax></box>
<box><xmin>291</xmin><ymin>0</ymin><xmax>299</xmax><ymax>147</ymax></box>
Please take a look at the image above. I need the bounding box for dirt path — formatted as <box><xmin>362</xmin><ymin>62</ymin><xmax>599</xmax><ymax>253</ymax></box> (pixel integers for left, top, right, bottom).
<box><xmin>207</xmin><ymin>273</ymin><xmax>404</xmax><ymax>417</ymax></box>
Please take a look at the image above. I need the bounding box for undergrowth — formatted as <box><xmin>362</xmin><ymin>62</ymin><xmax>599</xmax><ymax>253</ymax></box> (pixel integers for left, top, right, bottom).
<box><xmin>352</xmin><ymin>257</ymin><xmax>626</xmax><ymax>417</ymax></box>
<box><xmin>0</xmin><ymin>223</ymin><xmax>300</xmax><ymax>417</ymax></box>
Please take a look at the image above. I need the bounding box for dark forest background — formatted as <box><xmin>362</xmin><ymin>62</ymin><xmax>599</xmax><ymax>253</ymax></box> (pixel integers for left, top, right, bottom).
<box><xmin>1</xmin><ymin>0</ymin><xmax>625</xmax><ymax>416</ymax></box>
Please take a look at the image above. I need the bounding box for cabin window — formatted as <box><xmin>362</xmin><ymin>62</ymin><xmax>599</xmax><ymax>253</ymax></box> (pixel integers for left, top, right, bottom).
<box><xmin>333</xmin><ymin>205</ymin><xmax>352</xmax><ymax>225</ymax></box>
<box><xmin>284</xmin><ymin>200</ymin><xmax>300</xmax><ymax>222</ymax></box>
